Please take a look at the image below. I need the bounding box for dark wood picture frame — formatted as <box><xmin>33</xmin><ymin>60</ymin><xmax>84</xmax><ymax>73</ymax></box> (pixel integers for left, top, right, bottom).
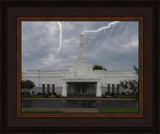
<box><xmin>0</xmin><ymin>0</ymin><xmax>159</xmax><ymax>133</ymax></box>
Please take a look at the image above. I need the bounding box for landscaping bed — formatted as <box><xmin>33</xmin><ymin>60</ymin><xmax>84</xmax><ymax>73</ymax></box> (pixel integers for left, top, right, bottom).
<box><xmin>21</xmin><ymin>93</ymin><xmax>62</xmax><ymax>98</ymax></box>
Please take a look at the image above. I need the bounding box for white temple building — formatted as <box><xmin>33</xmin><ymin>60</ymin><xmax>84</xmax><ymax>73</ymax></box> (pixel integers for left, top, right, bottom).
<box><xmin>22</xmin><ymin>35</ymin><xmax>138</xmax><ymax>97</ymax></box>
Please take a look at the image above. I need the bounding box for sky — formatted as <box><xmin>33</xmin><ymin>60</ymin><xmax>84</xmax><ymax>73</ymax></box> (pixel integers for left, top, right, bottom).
<box><xmin>22</xmin><ymin>21</ymin><xmax>139</xmax><ymax>71</ymax></box>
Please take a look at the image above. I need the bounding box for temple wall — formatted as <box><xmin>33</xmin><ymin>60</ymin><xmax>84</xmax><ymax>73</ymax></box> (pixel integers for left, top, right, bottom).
<box><xmin>22</xmin><ymin>68</ymin><xmax>138</xmax><ymax>95</ymax></box>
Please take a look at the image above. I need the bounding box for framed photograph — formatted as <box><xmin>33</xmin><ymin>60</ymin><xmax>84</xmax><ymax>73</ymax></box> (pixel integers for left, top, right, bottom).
<box><xmin>17</xmin><ymin>17</ymin><xmax>143</xmax><ymax>118</ymax></box>
<box><xmin>1</xmin><ymin>0</ymin><xmax>159</xmax><ymax>133</ymax></box>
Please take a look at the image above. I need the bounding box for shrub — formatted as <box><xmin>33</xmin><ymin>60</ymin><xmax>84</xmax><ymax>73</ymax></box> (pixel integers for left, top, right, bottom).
<box><xmin>102</xmin><ymin>94</ymin><xmax>106</xmax><ymax>97</ymax></box>
<box><xmin>105</xmin><ymin>92</ymin><xmax>109</xmax><ymax>95</ymax></box>
<box><xmin>49</xmin><ymin>95</ymin><xmax>56</xmax><ymax>98</ymax></box>
<box><xmin>45</xmin><ymin>93</ymin><xmax>52</xmax><ymax>97</ymax></box>
<box><xmin>37</xmin><ymin>93</ymin><xmax>42</xmax><ymax>95</ymax></box>
<box><xmin>110</xmin><ymin>93</ymin><xmax>114</xmax><ymax>96</ymax></box>
<box><xmin>56</xmin><ymin>94</ymin><xmax>61</xmax><ymax>98</ymax></box>
<box><xmin>121</xmin><ymin>92</ymin><xmax>125</xmax><ymax>95</ymax></box>
<box><xmin>45</xmin><ymin>94</ymin><xmax>49</xmax><ymax>97</ymax></box>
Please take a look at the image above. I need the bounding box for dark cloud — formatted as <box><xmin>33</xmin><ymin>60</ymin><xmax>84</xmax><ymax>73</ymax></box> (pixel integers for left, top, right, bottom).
<box><xmin>22</xmin><ymin>21</ymin><xmax>138</xmax><ymax>70</ymax></box>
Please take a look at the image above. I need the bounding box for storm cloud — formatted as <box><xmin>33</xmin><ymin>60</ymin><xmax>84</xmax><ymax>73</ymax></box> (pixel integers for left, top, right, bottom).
<box><xmin>22</xmin><ymin>21</ymin><xmax>139</xmax><ymax>71</ymax></box>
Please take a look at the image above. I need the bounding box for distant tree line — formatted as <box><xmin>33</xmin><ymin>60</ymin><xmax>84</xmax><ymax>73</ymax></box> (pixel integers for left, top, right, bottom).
<box><xmin>93</xmin><ymin>65</ymin><xmax>107</xmax><ymax>71</ymax></box>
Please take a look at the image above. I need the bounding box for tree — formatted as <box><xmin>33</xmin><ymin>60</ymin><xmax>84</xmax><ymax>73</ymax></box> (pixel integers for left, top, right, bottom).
<box><xmin>25</xmin><ymin>80</ymin><xmax>35</xmax><ymax>89</ymax></box>
<box><xmin>133</xmin><ymin>65</ymin><xmax>139</xmax><ymax>75</ymax></box>
<box><xmin>128</xmin><ymin>80</ymin><xmax>138</xmax><ymax>95</ymax></box>
<box><xmin>21</xmin><ymin>80</ymin><xmax>35</xmax><ymax>94</ymax></box>
<box><xmin>93</xmin><ymin>65</ymin><xmax>107</xmax><ymax>71</ymax></box>
<box><xmin>21</xmin><ymin>80</ymin><xmax>26</xmax><ymax>88</ymax></box>
<box><xmin>118</xmin><ymin>65</ymin><xmax>139</xmax><ymax>95</ymax></box>
<box><xmin>133</xmin><ymin>65</ymin><xmax>139</xmax><ymax>95</ymax></box>
<box><xmin>119</xmin><ymin>80</ymin><xmax>128</xmax><ymax>89</ymax></box>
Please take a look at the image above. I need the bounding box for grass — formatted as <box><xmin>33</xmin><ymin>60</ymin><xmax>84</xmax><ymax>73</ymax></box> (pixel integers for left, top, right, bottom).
<box><xmin>21</xmin><ymin>95</ymin><xmax>45</xmax><ymax>98</ymax></box>
<box><xmin>97</xmin><ymin>108</ymin><xmax>139</xmax><ymax>113</ymax></box>
<box><xmin>22</xmin><ymin>110</ymin><xmax>62</xmax><ymax>113</ymax></box>
<box><xmin>115</xmin><ymin>95</ymin><xmax>137</xmax><ymax>99</ymax></box>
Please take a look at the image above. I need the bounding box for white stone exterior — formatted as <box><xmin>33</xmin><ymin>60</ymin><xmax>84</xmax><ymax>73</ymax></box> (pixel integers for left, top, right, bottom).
<box><xmin>22</xmin><ymin>38</ymin><xmax>138</xmax><ymax>97</ymax></box>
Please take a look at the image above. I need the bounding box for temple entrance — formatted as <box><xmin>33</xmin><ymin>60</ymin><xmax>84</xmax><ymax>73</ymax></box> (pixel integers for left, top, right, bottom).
<box><xmin>67</xmin><ymin>82</ymin><xmax>96</xmax><ymax>97</ymax></box>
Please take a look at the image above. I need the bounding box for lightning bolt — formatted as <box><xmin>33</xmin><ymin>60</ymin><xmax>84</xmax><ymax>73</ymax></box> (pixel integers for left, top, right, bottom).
<box><xmin>57</xmin><ymin>21</ymin><xmax>62</xmax><ymax>54</ymax></box>
<box><xmin>82</xmin><ymin>21</ymin><xmax>120</xmax><ymax>35</ymax></box>
<box><xmin>56</xmin><ymin>21</ymin><xmax>120</xmax><ymax>53</ymax></box>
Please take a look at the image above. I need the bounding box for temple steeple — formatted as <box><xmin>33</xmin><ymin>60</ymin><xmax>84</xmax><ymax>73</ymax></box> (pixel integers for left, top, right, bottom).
<box><xmin>78</xmin><ymin>34</ymin><xmax>85</xmax><ymax>63</ymax></box>
<box><xmin>69</xmin><ymin>34</ymin><xmax>92</xmax><ymax>74</ymax></box>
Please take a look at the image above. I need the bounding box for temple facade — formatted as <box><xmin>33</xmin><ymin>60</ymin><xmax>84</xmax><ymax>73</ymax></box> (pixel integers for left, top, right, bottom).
<box><xmin>22</xmin><ymin>35</ymin><xmax>138</xmax><ymax>97</ymax></box>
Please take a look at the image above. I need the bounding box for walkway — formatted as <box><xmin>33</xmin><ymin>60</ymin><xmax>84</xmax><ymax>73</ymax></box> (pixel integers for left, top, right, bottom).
<box><xmin>22</xmin><ymin>108</ymin><xmax>99</xmax><ymax>113</ymax></box>
<box><xmin>22</xmin><ymin>98</ymin><xmax>136</xmax><ymax>100</ymax></box>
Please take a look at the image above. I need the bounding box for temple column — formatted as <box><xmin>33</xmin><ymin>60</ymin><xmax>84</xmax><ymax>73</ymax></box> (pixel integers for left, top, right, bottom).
<box><xmin>96</xmin><ymin>82</ymin><xmax>102</xmax><ymax>97</ymax></box>
<box><xmin>50</xmin><ymin>84</ymin><xmax>52</xmax><ymax>93</ymax></box>
<box><xmin>45</xmin><ymin>85</ymin><xmax>47</xmax><ymax>94</ymax></box>
<box><xmin>62</xmin><ymin>82</ymin><xmax>67</xmax><ymax>97</ymax></box>
<box><xmin>114</xmin><ymin>84</ymin><xmax>117</xmax><ymax>95</ymax></box>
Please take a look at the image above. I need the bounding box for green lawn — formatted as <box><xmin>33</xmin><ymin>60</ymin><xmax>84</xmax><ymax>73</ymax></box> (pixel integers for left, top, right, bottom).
<box><xmin>115</xmin><ymin>95</ymin><xmax>137</xmax><ymax>99</ymax></box>
<box><xmin>22</xmin><ymin>110</ymin><xmax>62</xmax><ymax>113</ymax></box>
<box><xmin>97</xmin><ymin>108</ymin><xmax>139</xmax><ymax>113</ymax></box>
<box><xmin>21</xmin><ymin>95</ymin><xmax>46</xmax><ymax>98</ymax></box>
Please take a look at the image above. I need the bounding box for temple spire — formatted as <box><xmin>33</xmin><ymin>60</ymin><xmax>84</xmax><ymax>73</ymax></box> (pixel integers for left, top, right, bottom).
<box><xmin>80</xmin><ymin>34</ymin><xmax>83</xmax><ymax>42</ymax></box>
<box><xmin>78</xmin><ymin>34</ymin><xmax>85</xmax><ymax>63</ymax></box>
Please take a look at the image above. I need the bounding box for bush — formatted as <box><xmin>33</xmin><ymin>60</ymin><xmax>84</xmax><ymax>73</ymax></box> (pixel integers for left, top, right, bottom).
<box><xmin>45</xmin><ymin>93</ymin><xmax>52</xmax><ymax>97</ymax></box>
<box><xmin>109</xmin><ymin>93</ymin><xmax>114</xmax><ymax>96</ymax></box>
<box><xmin>53</xmin><ymin>92</ymin><xmax>57</xmax><ymax>95</ymax></box>
<box><xmin>121</xmin><ymin>92</ymin><xmax>125</xmax><ymax>95</ymax></box>
<box><xmin>49</xmin><ymin>95</ymin><xmax>56</xmax><ymax>98</ymax></box>
<box><xmin>105</xmin><ymin>92</ymin><xmax>109</xmax><ymax>95</ymax></box>
<box><xmin>102</xmin><ymin>94</ymin><xmax>106</xmax><ymax>97</ymax></box>
<box><xmin>37</xmin><ymin>93</ymin><xmax>42</xmax><ymax>95</ymax></box>
<box><xmin>56</xmin><ymin>94</ymin><xmax>61</xmax><ymax>98</ymax></box>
